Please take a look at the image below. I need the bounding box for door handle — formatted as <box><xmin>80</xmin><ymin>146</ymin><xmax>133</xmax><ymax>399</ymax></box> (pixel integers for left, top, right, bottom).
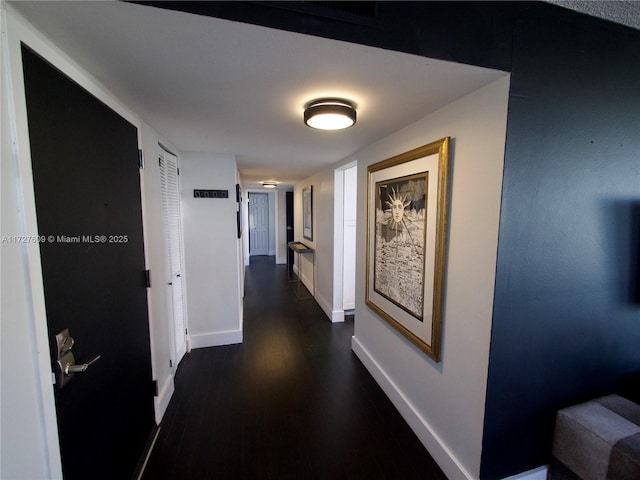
<box><xmin>54</xmin><ymin>328</ymin><xmax>101</xmax><ymax>389</ymax></box>
<box><xmin>64</xmin><ymin>355</ymin><xmax>101</xmax><ymax>375</ymax></box>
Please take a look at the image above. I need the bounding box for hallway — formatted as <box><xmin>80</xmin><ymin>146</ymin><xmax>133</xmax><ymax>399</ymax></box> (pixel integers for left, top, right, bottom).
<box><xmin>142</xmin><ymin>256</ymin><xmax>447</xmax><ymax>479</ymax></box>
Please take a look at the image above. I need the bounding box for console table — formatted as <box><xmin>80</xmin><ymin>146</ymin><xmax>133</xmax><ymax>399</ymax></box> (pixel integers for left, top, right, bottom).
<box><xmin>287</xmin><ymin>242</ymin><xmax>315</xmax><ymax>300</ymax></box>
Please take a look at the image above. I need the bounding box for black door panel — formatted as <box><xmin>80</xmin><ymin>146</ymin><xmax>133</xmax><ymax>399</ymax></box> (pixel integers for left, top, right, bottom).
<box><xmin>286</xmin><ymin>191</ymin><xmax>294</xmax><ymax>273</ymax></box>
<box><xmin>22</xmin><ymin>45</ymin><xmax>155</xmax><ymax>479</ymax></box>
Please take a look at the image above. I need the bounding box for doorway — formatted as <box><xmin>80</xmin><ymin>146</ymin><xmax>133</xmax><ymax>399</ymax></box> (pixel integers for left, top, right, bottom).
<box><xmin>342</xmin><ymin>165</ymin><xmax>357</xmax><ymax>311</ymax></box>
<box><xmin>249</xmin><ymin>193</ymin><xmax>269</xmax><ymax>256</ymax></box>
<box><xmin>21</xmin><ymin>45</ymin><xmax>155</xmax><ymax>478</ymax></box>
<box><xmin>332</xmin><ymin>162</ymin><xmax>358</xmax><ymax>322</ymax></box>
<box><xmin>159</xmin><ymin>147</ymin><xmax>187</xmax><ymax>366</ymax></box>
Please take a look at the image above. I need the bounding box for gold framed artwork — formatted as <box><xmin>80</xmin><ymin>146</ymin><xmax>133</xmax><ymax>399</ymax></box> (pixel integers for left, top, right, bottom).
<box><xmin>366</xmin><ymin>137</ymin><xmax>450</xmax><ymax>362</ymax></box>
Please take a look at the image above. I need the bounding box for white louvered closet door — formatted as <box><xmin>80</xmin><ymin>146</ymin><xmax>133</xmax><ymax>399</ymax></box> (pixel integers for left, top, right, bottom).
<box><xmin>159</xmin><ymin>148</ymin><xmax>187</xmax><ymax>366</ymax></box>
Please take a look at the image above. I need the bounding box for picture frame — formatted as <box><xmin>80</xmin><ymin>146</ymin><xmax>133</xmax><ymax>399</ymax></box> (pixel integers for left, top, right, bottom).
<box><xmin>303</xmin><ymin>185</ymin><xmax>313</xmax><ymax>241</ymax></box>
<box><xmin>366</xmin><ymin>137</ymin><xmax>450</xmax><ymax>362</ymax></box>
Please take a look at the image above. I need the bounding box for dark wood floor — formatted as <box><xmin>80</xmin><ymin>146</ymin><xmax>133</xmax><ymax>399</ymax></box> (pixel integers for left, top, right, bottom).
<box><xmin>142</xmin><ymin>256</ymin><xmax>447</xmax><ymax>480</ymax></box>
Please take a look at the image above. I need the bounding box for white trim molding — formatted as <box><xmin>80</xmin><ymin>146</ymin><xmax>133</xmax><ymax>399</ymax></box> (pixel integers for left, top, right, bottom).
<box><xmin>188</xmin><ymin>329</ymin><xmax>243</xmax><ymax>349</ymax></box>
<box><xmin>331</xmin><ymin>310</ymin><xmax>345</xmax><ymax>323</ymax></box>
<box><xmin>313</xmin><ymin>288</ymin><xmax>332</xmax><ymax>320</ymax></box>
<box><xmin>352</xmin><ymin>336</ymin><xmax>476</xmax><ymax>480</ymax></box>
<box><xmin>153</xmin><ymin>375</ymin><xmax>175</xmax><ymax>425</ymax></box>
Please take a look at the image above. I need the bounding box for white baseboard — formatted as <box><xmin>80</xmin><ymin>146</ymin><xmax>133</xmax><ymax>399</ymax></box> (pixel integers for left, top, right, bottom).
<box><xmin>154</xmin><ymin>374</ymin><xmax>174</xmax><ymax>424</ymax></box>
<box><xmin>299</xmin><ymin>267</ymin><xmax>313</xmax><ymax>296</ymax></box>
<box><xmin>189</xmin><ymin>329</ymin><xmax>243</xmax><ymax>349</ymax></box>
<box><xmin>501</xmin><ymin>466</ymin><xmax>548</xmax><ymax>480</ymax></box>
<box><xmin>352</xmin><ymin>336</ymin><xmax>475</xmax><ymax>480</ymax></box>
<box><xmin>313</xmin><ymin>288</ymin><xmax>332</xmax><ymax>320</ymax></box>
<box><xmin>313</xmin><ymin>290</ymin><xmax>345</xmax><ymax>323</ymax></box>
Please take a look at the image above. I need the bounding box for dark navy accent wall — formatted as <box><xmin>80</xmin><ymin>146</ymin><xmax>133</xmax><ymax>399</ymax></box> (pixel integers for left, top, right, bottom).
<box><xmin>481</xmin><ymin>3</ymin><xmax>640</xmax><ymax>478</ymax></box>
<box><xmin>137</xmin><ymin>1</ymin><xmax>640</xmax><ymax>477</ymax></box>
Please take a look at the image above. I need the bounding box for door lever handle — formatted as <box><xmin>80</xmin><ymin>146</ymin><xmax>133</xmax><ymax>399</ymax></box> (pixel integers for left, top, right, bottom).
<box><xmin>64</xmin><ymin>355</ymin><xmax>101</xmax><ymax>375</ymax></box>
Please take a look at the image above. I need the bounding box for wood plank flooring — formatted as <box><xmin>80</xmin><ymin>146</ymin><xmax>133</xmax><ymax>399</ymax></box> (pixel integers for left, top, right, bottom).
<box><xmin>142</xmin><ymin>256</ymin><xmax>447</xmax><ymax>479</ymax></box>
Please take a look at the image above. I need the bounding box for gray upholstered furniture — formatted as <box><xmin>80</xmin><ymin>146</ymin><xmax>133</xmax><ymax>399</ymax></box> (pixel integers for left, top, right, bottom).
<box><xmin>553</xmin><ymin>394</ymin><xmax>640</xmax><ymax>480</ymax></box>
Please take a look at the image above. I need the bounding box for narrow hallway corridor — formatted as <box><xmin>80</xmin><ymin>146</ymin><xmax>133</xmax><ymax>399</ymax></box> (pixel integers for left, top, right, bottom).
<box><xmin>142</xmin><ymin>256</ymin><xmax>447</xmax><ymax>479</ymax></box>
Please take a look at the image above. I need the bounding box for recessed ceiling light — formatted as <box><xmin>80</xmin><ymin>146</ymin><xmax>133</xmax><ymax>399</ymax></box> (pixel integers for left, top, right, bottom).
<box><xmin>262</xmin><ymin>181</ymin><xmax>277</xmax><ymax>188</ymax></box>
<box><xmin>304</xmin><ymin>98</ymin><xmax>356</xmax><ymax>130</ymax></box>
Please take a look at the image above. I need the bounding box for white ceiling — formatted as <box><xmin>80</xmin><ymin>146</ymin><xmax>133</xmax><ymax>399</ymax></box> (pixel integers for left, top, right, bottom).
<box><xmin>10</xmin><ymin>1</ymin><xmax>637</xmax><ymax>189</ymax></box>
<box><xmin>10</xmin><ymin>1</ymin><xmax>505</xmax><ymax>188</ymax></box>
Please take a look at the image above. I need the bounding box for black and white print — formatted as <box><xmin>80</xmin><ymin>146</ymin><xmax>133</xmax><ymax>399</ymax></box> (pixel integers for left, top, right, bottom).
<box><xmin>373</xmin><ymin>173</ymin><xmax>428</xmax><ymax>320</ymax></box>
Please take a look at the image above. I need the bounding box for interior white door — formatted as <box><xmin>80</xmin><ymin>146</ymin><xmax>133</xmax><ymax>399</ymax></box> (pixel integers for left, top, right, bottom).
<box><xmin>249</xmin><ymin>193</ymin><xmax>269</xmax><ymax>255</ymax></box>
<box><xmin>159</xmin><ymin>148</ymin><xmax>187</xmax><ymax>365</ymax></box>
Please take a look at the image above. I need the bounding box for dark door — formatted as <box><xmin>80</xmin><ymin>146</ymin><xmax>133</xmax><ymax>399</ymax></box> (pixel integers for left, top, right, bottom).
<box><xmin>286</xmin><ymin>191</ymin><xmax>294</xmax><ymax>274</ymax></box>
<box><xmin>22</xmin><ymin>46</ymin><xmax>155</xmax><ymax>479</ymax></box>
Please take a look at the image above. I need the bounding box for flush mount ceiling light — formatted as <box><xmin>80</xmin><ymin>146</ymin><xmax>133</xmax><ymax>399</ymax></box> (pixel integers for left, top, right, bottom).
<box><xmin>304</xmin><ymin>98</ymin><xmax>356</xmax><ymax>130</ymax></box>
<box><xmin>262</xmin><ymin>181</ymin><xmax>277</xmax><ymax>188</ymax></box>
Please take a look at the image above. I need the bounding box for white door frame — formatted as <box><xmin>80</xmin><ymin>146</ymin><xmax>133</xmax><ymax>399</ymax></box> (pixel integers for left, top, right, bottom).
<box><xmin>159</xmin><ymin>146</ymin><xmax>188</xmax><ymax>367</ymax></box>
<box><xmin>242</xmin><ymin>189</ymin><xmax>286</xmax><ymax>266</ymax></box>
<box><xmin>332</xmin><ymin>161</ymin><xmax>358</xmax><ymax>323</ymax></box>
<box><xmin>248</xmin><ymin>193</ymin><xmax>270</xmax><ymax>255</ymax></box>
<box><xmin>2</xmin><ymin>8</ymin><xmax>156</xmax><ymax>477</ymax></box>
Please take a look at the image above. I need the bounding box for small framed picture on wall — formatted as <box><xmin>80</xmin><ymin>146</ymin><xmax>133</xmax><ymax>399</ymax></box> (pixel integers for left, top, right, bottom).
<box><xmin>303</xmin><ymin>185</ymin><xmax>313</xmax><ymax>241</ymax></box>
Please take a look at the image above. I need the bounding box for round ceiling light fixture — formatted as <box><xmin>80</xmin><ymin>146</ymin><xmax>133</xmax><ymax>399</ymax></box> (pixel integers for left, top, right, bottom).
<box><xmin>304</xmin><ymin>98</ymin><xmax>356</xmax><ymax>130</ymax></box>
<box><xmin>262</xmin><ymin>181</ymin><xmax>278</xmax><ymax>189</ymax></box>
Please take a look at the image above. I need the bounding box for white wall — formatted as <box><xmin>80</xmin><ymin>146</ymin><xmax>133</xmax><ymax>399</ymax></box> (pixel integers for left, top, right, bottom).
<box><xmin>1</xmin><ymin>13</ymin><xmax>56</xmax><ymax>476</ymax></box>
<box><xmin>236</xmin><ymin>171</ymin><xmax>245</xmax><ymax>303</ymax></box>
<box><xmin>268</xmin><ymin>191</ymin><xmax>276</xmax><ymax>255</ymax></box>
<box><xmin>180</xmin><ymin>152</ymin><xmax>242</xmax><ymax>348</ymax></box>
<box><xmin>242</xmin><ymin>190</ymin><xmax>250</xmax><ymax>265</ymax></box>
<box><xmin>351</xmin><ymin>76</ymin><xmax>510</xmax><ymax>479</ymax></box>
<box><xmin>294</xmin><ymin>173</ymin><xmax>336</xmax><ymax>320</ymax></box>
<box><xmin>275</xmin><ymin>189</ymin><xmax>288</xmax><ymax>264</ymax></box>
